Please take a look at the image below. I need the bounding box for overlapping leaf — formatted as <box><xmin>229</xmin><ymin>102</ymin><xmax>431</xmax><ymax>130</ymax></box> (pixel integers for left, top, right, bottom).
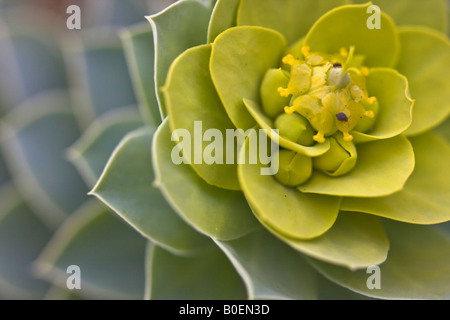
<box><xmin>35</xmin><ymin>200</ymin><xmax>147</xmax><ymax>300</ymax></box>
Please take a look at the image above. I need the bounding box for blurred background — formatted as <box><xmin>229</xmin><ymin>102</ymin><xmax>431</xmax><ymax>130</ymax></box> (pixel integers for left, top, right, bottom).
<box><xmin>0</xmin><ymin>0</ymin><xmax>175</xmax><ymax>299</ymax></box>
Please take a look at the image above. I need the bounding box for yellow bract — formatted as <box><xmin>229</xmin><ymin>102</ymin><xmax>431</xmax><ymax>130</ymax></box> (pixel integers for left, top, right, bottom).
<box><xmin>278</xmin><ymin>46</ymin><xmax>377</xmax><ymax>143</ymax></box>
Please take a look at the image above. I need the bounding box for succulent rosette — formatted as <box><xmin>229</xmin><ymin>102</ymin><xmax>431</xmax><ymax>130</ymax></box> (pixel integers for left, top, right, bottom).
<box><xmin>93</xmin><ymin>0</ymin><xmax>450</xmax><ymax>299</ymax></box>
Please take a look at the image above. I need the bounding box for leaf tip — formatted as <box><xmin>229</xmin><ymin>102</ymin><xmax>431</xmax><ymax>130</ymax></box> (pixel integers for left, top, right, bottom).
<box><xmin>152</xmin><ymin>179</ymin><xmax>162</xmax><ymax>188</ymax></box>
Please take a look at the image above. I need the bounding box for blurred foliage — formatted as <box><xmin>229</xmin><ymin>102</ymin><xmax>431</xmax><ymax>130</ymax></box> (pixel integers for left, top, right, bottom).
<box><xmin>0</xmin><ymin>0</ymin><xmax>175</xmax><ymax>300</ymax></box>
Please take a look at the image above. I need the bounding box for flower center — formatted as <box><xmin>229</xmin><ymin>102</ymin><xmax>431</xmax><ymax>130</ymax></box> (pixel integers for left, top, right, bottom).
<box><xmin>278</xmin><ymin>46</ymin><xmax>376</xmax><ymax>143</ymax></box>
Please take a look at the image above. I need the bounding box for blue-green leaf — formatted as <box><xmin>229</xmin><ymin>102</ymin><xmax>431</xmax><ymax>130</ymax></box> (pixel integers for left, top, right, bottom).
<box><xmin>152</xmin><ymin>119</ymin><xmax>259</xmax><ymax>241</ymax></box>
<box><xmin>0</xmin><ymin>149</ymin><xmax>9</xmax><ymax>186</ymax></box>
<box><xmin>309</xmin><ymin>220</ymin><xmax>450</xmax><ymax>299</ymax></box>
<box><xmin>271</xmin><ymin>212</ymin><xmax>389</xmax><ymax>271</ymax></box>
<box><xmin>91</xmin><ymin>126</ymin><xmax>211</xmax><ymax>255</ymax></box>
<box><xmin>0</xmin><ymin>91</ymin><xmax>88</xmax><ymax>229</ymax></box>
<box><xmin>148</xmin><ymin>0</ymin><xmax>214</xmax><ymax>118</ymax></box>
<box><xmin>147</xmin><ymin>241</ymin><xmax>247</xmax><ymax>300</ymax></box>
<box><xmin>35</xmin><ymin>200</ymin><xmax>147</xmax><ymax>300</ymax></box>
<box><xmin>121</xmin><ymin>23</ymin><xmax>161</xmax><ymax>126</ymax></box>
<box><xmin>341</xmin><ymin>132</ymin><xmax>450</xmax><ymax>224</ymax></box>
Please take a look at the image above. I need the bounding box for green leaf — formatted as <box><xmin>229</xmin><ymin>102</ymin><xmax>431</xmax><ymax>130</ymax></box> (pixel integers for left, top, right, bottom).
<box><xmin>64</xmin><ymin>30</ymin><xmax>137</xmax><ymax>126</ymax></box>
<box><xmin>304</xmin><ymin>3</ymin><xmax>399</xmax><ymax>67</ymax></box>
<box><xmin>210</xmin><ymin>26</ymin><xmax>287</xmax><ymax>129</ymax></box>
<box><xmin>396</xmin><ymin>26</ymin><xmax>450</xmax><ymax>136</ymax></box>
<box><xmin>341</xmin><ymin>132</ymin><xmax>450</xmax><ymax>224</ymax></box>
<box><xmin>43</xmin><ymin>286</ymin><xmax>83</xmax><ymax>300</ymax></box>
<box><xmin>316</xmin><ymin>272</ymin><xmax>374</xmax><ymax>300</ymax></box>
<box><xmin>0</xmin><ymin>97</ymin><xmax>5</xmax><ymax>117</ymax></box>
<box><xmin>0</xmin><ymin>185</ymin><xmax>51</xmax><ymax>299</ymax></box>
<box><xmin>259</xmin><ymin>68</ymin><xmax>290</xmax><ymax>119</ymax></box>
<box><xmin>215</xmin><ymin>228</ymin><xmax>318</xmax><ymax>299</ymax></box>
<box><xmin>0</xmin><ymin>91</ymin><xmax>88</xmax><ymax>229</ymax></box>
<box><xmin>148</xmin><ymin>0</ymin><xmax>213</xmax><ymax>118</ymax></box>
<box><xmin>91</xmin><ymin>127</ymin><xmax>211</xmax><ymax>256</ymax></box>
<box><xmin>207</xmin><ymin>0</ymin><xmax>241</xmax><ymax>42</ymax></box>
<box><xmin>243</xmin><ymin>99</ymin><xmax>331</xmax><ymax>157</ymax></box>
<box><xmin>152</xmin><ymin>119</ymin><xmax>259</xmax><ymax>241</ymax></box>
<box><xmin>147</xmin><ymin>0</ymin><xmax>176</xmax><ymax>14</ymax></box>
<box><xmin>0</xmin><ymin>149</ymin><xmax>9</xmax><ymax>186</ymax></box>
<box><xmin>68</xmin><ymin>108</ymin><xmax>144</xmax><ymax>187</ymax></box>
<box><xmin>309</xmin><ymin>220</ymin><xmax>450</xmax><ymax>299</ymax></box>
<box><xmin>438</xmin><ymin>221</ymin><xmax>450</xmax><ymax>237</ymax></box>
<box><xmin>238</xmin><ymin>137</ymin><xmax>340</xmax><ymax>240</ymax></box>
<box><xmin>147</xmin><ymin>241</ymin><xmax>247</xmax><ymax>300</ymax></box>
<box><xmin>283</xmin><ymin>212</ymin><xmax>389</xmax><ymax>270</ymax></box>
<box><xmin>434</xmin><ymin>117</ymin><xmax>450</xmax><ymax>142</ymax></box>
<box><xmin>121</xmin><ymin>23</ymin><xmax>161</xmax><ymax>126</ymax></box>
<box><xmin>351</xmin><ymin>68</ymin><xmax>414</xmax><ymax>143</ymax></box>
<box><xmin>34</xmin><ymin>200</ymin><xmax>147</xmax><ymax>300</ymax></box>
<box><xmin>299</xmin><ymin>135</ymin><xmax>415</xmax><ymax>197</ymax></box>
<box><xmin>0</xmin><ymin>17</ymin><xmax>67</xmax><ymax>106</ymax></box>
<box><xmin>164</xmin><ymin>44</ymin><xmax>240</xmax><ymax>190</ymax></box>
<box><xmin>352</xmin><ymin>0</ymin><xmax>448</xmax><ymax>33</ymax></box>
<box><xmin>237</xmin><ymin>0</ymin><xmax>348</xmax><ymax>44</ymax></box>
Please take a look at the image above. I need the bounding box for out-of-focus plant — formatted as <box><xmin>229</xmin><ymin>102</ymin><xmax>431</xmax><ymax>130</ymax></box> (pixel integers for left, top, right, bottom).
<box><xmin>0</xmin><ymin>0</ymin><xmax>174</xmax><ymax>300</ymax></box>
